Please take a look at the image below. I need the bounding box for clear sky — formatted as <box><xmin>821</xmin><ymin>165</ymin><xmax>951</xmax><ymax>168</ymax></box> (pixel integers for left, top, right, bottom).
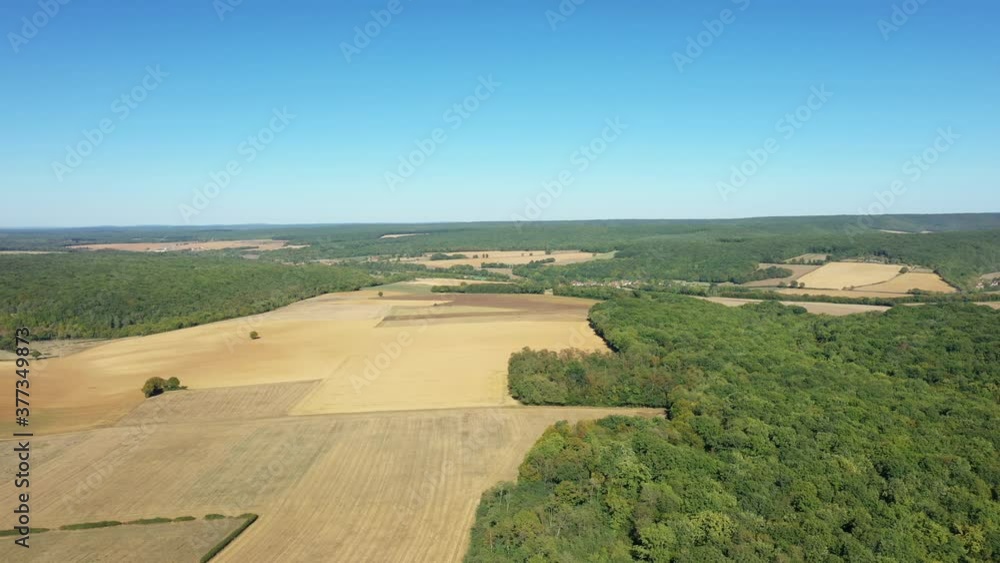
<box><xmin>1</xmin><ymin>0</ymin><xmax>997</xmax><ymax>227</ymax></box>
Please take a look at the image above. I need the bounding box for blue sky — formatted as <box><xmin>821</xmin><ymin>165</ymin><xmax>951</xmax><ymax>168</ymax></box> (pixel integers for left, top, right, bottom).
<box><xmin>1</xmin><ymin>0</ymin><xmax>997</xmax><ymax>227</ymax></box>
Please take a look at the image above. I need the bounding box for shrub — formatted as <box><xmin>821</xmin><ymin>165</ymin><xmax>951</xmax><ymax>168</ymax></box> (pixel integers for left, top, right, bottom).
<box><xmin>249</xmin><ymin>331</ymin><xmax>260</xmax><ymax>340</ymax></box>
<box><xmin>0</xmin><ymin>528</ymin><xmax>49</xmax><ymax>536</ymax></box>
<box><xmin>142</xmin><ymin>376</ymin><xmax>184</xmax><ymax>397</ymax></box>
<box><xmin>60</xmin><ymin>521</ymin><xmax>122</xmax><ymax>531</ymax></box>
<box><xmin>204</xmin><ymin>514</ymin><xmax>227</xmax><ymax>520</ymax></box>
<box><xmin>127</xmin><ymin>517</ymin><xmax>173</xmax><ymax>525</ymax></box>
<box><xmin>142</xmin><ymin>377</ymin><xmax>166</xmax><ymax>398</ymax></box>
<box><xmin>174</xmin><ymin>516</ymin><xmax>196</xmax><ymax>522</ymax></box>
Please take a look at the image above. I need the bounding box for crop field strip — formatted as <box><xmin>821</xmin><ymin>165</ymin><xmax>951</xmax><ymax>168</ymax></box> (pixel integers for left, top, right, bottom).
<box><xmin>0</xmin><ymin>517</ymin><xmax>245</xmax><ymax>563</ymax></box>
<box><xmin>0</xmin><ymin>406</ymin><xmax>659</xmax><ymax>562</ymax></box>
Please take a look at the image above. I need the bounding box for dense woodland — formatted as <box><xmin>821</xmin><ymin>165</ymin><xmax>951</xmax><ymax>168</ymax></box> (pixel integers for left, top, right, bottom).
<box><xmin>0</xmin><ymin>253</ymin><xmax>374</xmax><ymax>346</ymax></box>
<box><xmin>466</xmin><ymin>295</ymin><xmax>1000</xmax><ymax>561</ymax></box>
<box><xmin>3</xmin><ymin>215</ymin><xmax>999</xmax><ymax>290</ymax></box>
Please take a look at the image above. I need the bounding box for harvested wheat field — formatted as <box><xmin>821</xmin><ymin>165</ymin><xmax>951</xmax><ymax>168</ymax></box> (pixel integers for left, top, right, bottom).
<box><xmin>863</xmin><ymin>272</ymin><xmax>956</xmax><ymax>293</ymax></box>
<box><xmin>0</xmin><ymin>250</ymin><xmax>63</xmax><ymax>254</ymax></box>
<box><xmin>0</xmin><ymin>289</ymin><xmax>605</xmax><ymax>435</ymax></box>
<box><xmin>700</xmin><ymin>296</ymin><xmax>889</xmax><ymax>316</ymax></box>
<box><xmin>408</xmin><ymin>249</ymin><xmax>611</xmax><ymax>269</ymax></box>
<box><xmin>398</xmin><ymin>277</ymin><xmax>510</xmax><ymax>287</ymax></box>
<box><xmin>775</xmin><ymin>288</ymin><xmax>903</xmax><ymax>299</ymax></box>
<box><xmin>68</xmin><ymin>239</ymin><xmax>306</xmax><ymax>252</ymax></box>
<box><xmin>796</xmin><ymin>262</ymin><xmax>906</xmax><ymax>289</ymax></box>
<box><xmin>742</xmin><ymin>263</ymin><xmax>821</xmax><ymax>287</ymax></box>
<box><xmin>0</xmin><ymin>518</ymin><xmax>244</xmax><ymax>563</ymax></box>
<box><xmin>0</xmin><ymin>400</ymin><xmax>657</xmax><ymax>562</ymax></box>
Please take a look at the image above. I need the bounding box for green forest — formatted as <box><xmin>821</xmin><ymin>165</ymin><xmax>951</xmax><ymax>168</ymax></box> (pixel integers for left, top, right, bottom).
<box><xmin>3</xmin><ymin>215</ymin><xmax>1000</xmax><ymax>290</ymax></box>
<box><xmin>467</xmin><ymin>295</ymin><xmax>1000</xmax><ymax>561</ymax></box>
<box><xmin>0</xmin><ymin>253</ymin><xmax>375</xmax><ymax>345</ymax></box>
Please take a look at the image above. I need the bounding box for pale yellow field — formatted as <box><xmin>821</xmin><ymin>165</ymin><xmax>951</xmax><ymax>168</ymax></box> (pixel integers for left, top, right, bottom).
<box><xmin>863</xmin><ymin>272</ymin><xmax>956</xmax><ymax>293</ymax></box>
<box><xmin>0</xmin><ymin>518</ymin><xmax>243</xmax><ymax>563</ymax></box>
<box><xmin>379</xmin><ymin>232</ymin><xmax>427</xmax><ymax>239</ymax></box>
<box><xmin>0</xmin><ymin>250</ymin><xmax>63</xmax><ymax>254</ymax></box>
<box><xmin>68</xmin><ymin>239</ymin><xmax>306</xmax><ymax>252</ymax></box>
<box><xmin>0</xmin><ymin>405</ymin><xmax>658</xmax><ymax>563</ymax></box>
<box><xmin>776</xmin><ymin>288</ymin><xmax>904</xmax><ymax>299</ymax></box>
<box><xmin>2</xmin><ymin>290</ymin><xmax>604</xmax><ymax>435</ymax></box>
<box><xmin>398</xmin><ymin>277</ymin><xmax>509</xmax><ymax>287</ymax></box>
<box><xmin>700</xmin><ymin>296</ymin><xmax>889</xmax><ymax>316</ymax></box>
<box><xmin>797</xmin><ymin>262</ymin><xmax>906</xmax><ymax>289</ymax></box>
<box><xmin>408</xmin><ymin>249</ymin><xmax>609</xmax><ymax>269</ymax></box>
<box><xmin>0</xmin><ymin>291</ymin><xmax>605</xmax><ymax>433</ymax></box>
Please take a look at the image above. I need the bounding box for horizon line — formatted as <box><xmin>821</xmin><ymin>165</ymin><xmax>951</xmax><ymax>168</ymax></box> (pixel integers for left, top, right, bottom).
<box><xmin>2</xmin><ymin>211</ymin><xmax>999</xmax><ymax>231</ymax></box>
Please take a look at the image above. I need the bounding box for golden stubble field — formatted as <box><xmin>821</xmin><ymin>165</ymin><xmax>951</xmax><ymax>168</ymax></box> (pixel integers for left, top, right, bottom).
<box><xmin>67</xmin><ymin>239</ymin><xmax>306</xmax><ymax>252</ymax></box>
<box><xmin>770</xmin><ymin>261</ymin><xmax>957</xmax><ymax>297</ymax></box>
<box><xmin>0</xmin><ymin>286</ymin><xmax>653</xmax><ymax>562</ymax></box>
<box><xmin>1</xmin><ymin>287</ymin><xmax>607</xmax><ymax>435</ymax></box>
<box><xmin>0</xmin><ymin>518</ymin><xmax>244</xmax><ymax>563</ymax></box>
<box><xmin>405</xmin><ymin>249</ymin><xmax>612</xmax><ymax>270</ymax></box>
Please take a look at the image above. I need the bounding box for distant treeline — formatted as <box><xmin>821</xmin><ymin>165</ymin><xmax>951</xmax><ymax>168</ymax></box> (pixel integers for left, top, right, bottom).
<box><xmin>515</xmin><ymin>229</ymin><xmax>1000</xmax><ymax>290</ymax></box>
<box><xmin>466</xmin><ymin>294</ymin><xmax>1000</xmax><ymax>561</ymax></box>
<box><xmin>431</xmin><ymin>283</ymin><xmax>545</xmax><ymax>295</ymax></box>
<box><xmin>0</xmin><ymin>253</ymin><xmax>375</xmax><ymax>346</ymax></box>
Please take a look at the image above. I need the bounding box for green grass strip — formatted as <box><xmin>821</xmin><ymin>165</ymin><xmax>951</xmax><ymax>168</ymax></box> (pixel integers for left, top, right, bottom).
<box><xmin>59</xmin><ymin>521</ymin><xmax>122</xmax><ymax>531</ymax></box>
<box><xmin>200</xmin><ymin>514</ymin><xmax>259</xmax><ymax>563</ymax></box>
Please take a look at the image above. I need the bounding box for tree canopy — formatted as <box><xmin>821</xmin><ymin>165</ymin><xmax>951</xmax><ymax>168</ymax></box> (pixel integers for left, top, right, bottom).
<box><xmin>468</xmin><ymin>296</ymin><xmax>1000</xmax><ymax>561</ymax></box>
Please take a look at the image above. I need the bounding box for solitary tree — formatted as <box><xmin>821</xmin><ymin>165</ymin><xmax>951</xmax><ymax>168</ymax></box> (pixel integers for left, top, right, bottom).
<box><xmin>250</xmin><ymin>331</ymin><xmax>260</xmax><ymax>340</ymax></box>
